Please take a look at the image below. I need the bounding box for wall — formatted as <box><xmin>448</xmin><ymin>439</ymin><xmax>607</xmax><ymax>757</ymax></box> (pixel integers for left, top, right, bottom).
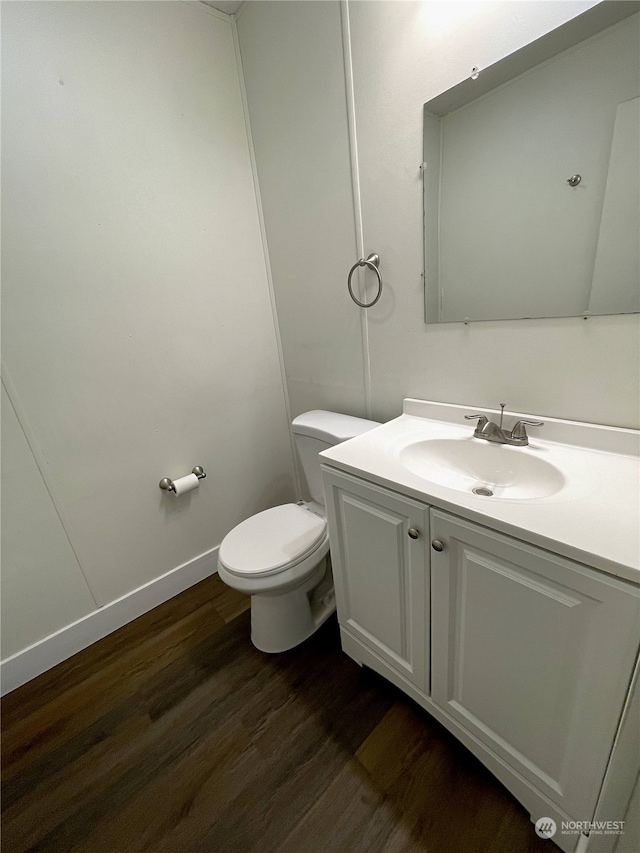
<box><xmin>349</xmin><ymin>0</ymin><xmax>639</xmax><ymax>426</ymax></box>
<box><xmin>1</xmin><ymin>385</ymin><xmax>96</xmax><ymax>659</ymax></box>
<box><xmin>239</xmin><ymin>0</ymin><xmax>639</xmax><ymax>429</ymax></box>
<box><xmin>236</xmin><ymin>1</ymin><xmax>368</xmax><ymax>420</ymax></box>
<box><xmin>1</xmin><ymin>1</ymin><xmax>295</xmax><ymax>670</ymax></box>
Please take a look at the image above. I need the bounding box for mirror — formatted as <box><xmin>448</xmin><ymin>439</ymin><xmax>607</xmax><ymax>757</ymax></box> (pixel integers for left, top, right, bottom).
<box><xmin>423</xmin><ymin>2</ymin><xmax>640</xmax><ymax>323</ymax></box>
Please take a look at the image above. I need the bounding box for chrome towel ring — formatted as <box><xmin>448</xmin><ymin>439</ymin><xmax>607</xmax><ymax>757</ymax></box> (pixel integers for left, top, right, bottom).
<box><xmin>347</xmin><ymin>253</ymin><xmax>383</xmax><ymax>308</ymax></box>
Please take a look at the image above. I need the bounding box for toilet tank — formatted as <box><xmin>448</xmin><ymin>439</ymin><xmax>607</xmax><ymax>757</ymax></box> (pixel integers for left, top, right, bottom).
<box><xmin>291</xmin><ymin>411</ymin><xmax>381</xmax><ymax>505</ymax></box>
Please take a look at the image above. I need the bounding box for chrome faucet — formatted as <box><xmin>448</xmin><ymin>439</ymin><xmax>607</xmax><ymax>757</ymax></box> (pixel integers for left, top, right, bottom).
<box><xmin>465</xmin><ymin>403</ymin><xmax>543</xmax><ymax>447</ymax></box>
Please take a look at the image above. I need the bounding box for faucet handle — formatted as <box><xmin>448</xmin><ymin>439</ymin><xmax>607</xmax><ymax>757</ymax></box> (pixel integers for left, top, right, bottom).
<box><xmin>465</xmin><ymin>414</ymin><xmax>489</xmax><ymax>431</ymax></box>
<box><xmin>511</xmin><ymin>419</ymin><xmax>544</xmax><ymax>440</ymax></box>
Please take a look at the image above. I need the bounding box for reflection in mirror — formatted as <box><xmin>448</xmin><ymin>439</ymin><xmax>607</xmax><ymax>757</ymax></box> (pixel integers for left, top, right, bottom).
<box><xmin>423</xmin><ymin>3</ymin><xmax>639</xmax><ymax>323</ymax></box>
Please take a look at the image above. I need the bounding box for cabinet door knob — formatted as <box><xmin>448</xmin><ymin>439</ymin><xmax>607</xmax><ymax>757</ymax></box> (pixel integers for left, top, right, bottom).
<box><xmin>431</xmin><ymin>539</ymin><xmax>445</xmax><ymax>552</ymax></box>
<box><xmin>408</xmin><ymin>528</ymin><xmax>419</xmax><ymax>540</ymax></box>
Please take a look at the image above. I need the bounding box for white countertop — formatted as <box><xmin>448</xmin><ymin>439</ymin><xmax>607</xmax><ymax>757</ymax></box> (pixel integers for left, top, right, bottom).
<box><xmin>320</xmin><ymin>399</ymin><xmax>640</xmax><ymax>584</ymax></box>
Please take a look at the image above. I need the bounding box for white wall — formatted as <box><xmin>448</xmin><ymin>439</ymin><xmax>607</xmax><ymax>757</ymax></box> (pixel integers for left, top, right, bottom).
<box><xmin>236</xmin><ymin>1</ymin><xmax>368</xmax><ymax>420</ymax></box>
<box><xmin>1</xmin><ymin>1</ymin><xmax>295</xmax><ymax>662</ymax></box>
<box><xmin>1</xmin><ymin>385</ymin><xmax>96</xmax><ymax>659</ymax></box>
<box><xmin>349</xmin><ymin>0</ymin><xmax>639</xmax><ymax>426</ymax></box>
<box><xmin>239</xmin><ymin>0</ymin><xmax>639</xmax><ymax>429</ymax></box>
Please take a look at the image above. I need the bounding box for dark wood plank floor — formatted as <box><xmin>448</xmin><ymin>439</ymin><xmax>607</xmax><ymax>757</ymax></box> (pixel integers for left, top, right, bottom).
<box><xmin>2</xmin><ymin>574</ymin><xmax>549</xmax><ymax>853</ymax></box>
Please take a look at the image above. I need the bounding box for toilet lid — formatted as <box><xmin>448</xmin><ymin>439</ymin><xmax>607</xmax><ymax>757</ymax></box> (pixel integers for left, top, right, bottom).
<box><xmin>219</xmin><ymin>503</ymin><xmax>327</xmax><ymax>577</ymax></box>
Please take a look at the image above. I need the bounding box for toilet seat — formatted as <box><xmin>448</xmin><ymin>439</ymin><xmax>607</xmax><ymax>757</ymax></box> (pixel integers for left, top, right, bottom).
<box><xmin>219</xmin><ymin>503</ymin><xmax>327</xmax><ymax>578</ymax></box>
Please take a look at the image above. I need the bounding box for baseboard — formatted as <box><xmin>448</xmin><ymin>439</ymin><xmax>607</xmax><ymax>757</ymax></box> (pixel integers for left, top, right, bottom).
<box><xmin>0</xmin><ymin>546</ymin><xmax>219</xmax><ymax>696</ymax></box>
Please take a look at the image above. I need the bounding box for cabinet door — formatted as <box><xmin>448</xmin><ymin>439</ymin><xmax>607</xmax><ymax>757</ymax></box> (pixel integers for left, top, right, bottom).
<box><xmin>323</xmin><ymin>468</ymin><xmax>429</xmax><ymax>691</ymax></box>
<box><xmin>430</xmin><ymin>509</ymin><xmax>640</xmax><ymax>820</ymax></box>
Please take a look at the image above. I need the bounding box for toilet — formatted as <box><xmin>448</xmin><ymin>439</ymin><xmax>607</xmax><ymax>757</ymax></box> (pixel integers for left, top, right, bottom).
<box><xmin>217</xmin><ymin>410</ymin><xmax>380</xmax><ymax>653</ymax></box>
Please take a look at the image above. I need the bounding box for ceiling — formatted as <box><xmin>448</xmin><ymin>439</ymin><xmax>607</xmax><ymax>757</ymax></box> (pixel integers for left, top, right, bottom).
<box><xmin>202</xmin><ymin>0</ymin><xmax>244</xmax><ymax>14</ymax></box>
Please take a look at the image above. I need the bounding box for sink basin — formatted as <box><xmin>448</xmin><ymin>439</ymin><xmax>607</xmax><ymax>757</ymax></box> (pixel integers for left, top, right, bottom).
<box><xmin>399</xmin><ymin>438</ymin><xmax>566</xmax><ymax>500</ymax></box>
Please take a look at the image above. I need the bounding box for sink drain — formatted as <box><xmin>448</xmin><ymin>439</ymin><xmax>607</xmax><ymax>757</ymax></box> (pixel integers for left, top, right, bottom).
<box><xmin>473</xmin><ymin>486</ymin><xmax>494</xmax><ymax>497</ymax></box>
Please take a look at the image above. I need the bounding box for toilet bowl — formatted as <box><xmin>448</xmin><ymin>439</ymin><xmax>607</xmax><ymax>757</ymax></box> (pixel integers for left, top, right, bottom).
<box><xmin>217</xmin><ymin>411</ymin><xmax>380</xmax><ymax>653</ymax></box>
<box><xmin>218</xmin><ymin>502</ymin><xmax>332</xmax><ymax>652</ymax></box>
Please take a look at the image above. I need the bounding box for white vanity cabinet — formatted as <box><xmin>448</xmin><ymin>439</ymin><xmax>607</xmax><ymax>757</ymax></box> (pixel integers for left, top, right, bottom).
<box><xmin>322</xmin><ymin>469</ymin><xmax>429</xmax><ymax>691</ymax></box>
<box><xmin>322</xmin><ymin>463</ymin><xmax>640</xmax><ymax>851</ymax></box>
<box><xmin>430</xmin><ymin>509</ymin><xmax>640</xmax><ymax>824</ymax></box>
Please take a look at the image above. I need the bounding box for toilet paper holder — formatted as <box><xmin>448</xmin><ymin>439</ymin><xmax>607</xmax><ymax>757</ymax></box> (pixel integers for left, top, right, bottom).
<box><xmin>159</xmin><ymin>466</ymin><xmax>206</xmax><ymax>493</ymax></box>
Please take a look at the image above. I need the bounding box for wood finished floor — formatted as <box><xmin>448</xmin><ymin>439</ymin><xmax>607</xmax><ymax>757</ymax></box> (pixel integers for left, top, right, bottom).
<box><xmin>2</xmin><ymin>574</ymin><xmax>550</xmax><ymax>853</ymax></box>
